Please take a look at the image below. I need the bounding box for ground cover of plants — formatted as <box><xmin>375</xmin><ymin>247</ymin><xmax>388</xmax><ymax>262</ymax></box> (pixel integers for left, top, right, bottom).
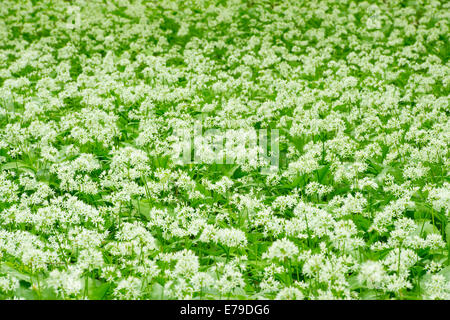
<box><xmin>0</xmin><ymin>0</ymin><xmax>449</xmax><ymax>300</ymax></box>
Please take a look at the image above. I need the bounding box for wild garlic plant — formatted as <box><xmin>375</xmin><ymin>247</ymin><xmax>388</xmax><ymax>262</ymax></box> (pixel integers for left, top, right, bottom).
<box><xmin>0</xmin><ymin>0</ymin><xmax>449</xmax><ymax>300</ymax></box>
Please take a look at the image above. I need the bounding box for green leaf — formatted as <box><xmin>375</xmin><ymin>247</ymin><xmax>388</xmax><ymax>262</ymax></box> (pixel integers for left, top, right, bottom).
<box><xmin>132</xmin><ymin>199</ymin><xmax>152</xmax><ymax>220</ymax></box>
<box><xmin>445</xmin><ymin>222</ymin><xmax>450</xmax><ymax>247</ymax></box>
